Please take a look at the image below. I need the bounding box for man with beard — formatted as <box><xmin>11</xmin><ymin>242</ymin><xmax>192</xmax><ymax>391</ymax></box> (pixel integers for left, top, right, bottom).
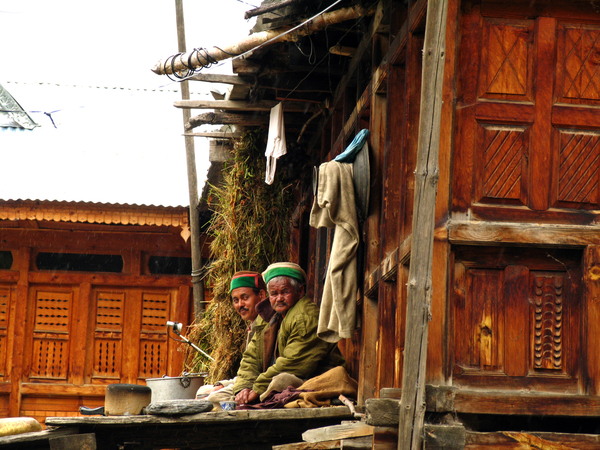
<box><xmin>234</xmin><ymin>262</ymin><xmax>345</xmax><ymax>405</ymax></box>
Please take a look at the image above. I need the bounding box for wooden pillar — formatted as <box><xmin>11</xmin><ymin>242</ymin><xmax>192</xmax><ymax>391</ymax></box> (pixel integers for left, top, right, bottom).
<box><xmin>8</xmin><ymin>247</ymin><xmax>30</xmax><ymax>417</ymax></box>
<box><xmin>398</xmin><ymin>0</ymin><xmax>448</xmax><ymax>449</ymax></box>
<box><xmin>175</xmin><ymin>0</ymin><xmax>205</xmax><ymax>317</ymax></box>
<box><xmin>584</xmin><ymin>245</ymin><xmax>600</xmax><ymax>395</ymax></box>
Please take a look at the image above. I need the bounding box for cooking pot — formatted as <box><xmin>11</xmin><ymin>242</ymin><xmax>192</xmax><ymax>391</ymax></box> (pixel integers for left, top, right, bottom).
<box><xmin>146</xmin><ymin>372</ymin><xmax>207</xmax><ymax>403</ymax></box>
<box><xmin>80</xmin><ymin>383</ymin><xmax>152</xmax><ymax>416</ymax></box>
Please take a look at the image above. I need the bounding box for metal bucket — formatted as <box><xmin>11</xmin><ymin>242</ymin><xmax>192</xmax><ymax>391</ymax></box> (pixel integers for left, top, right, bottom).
<box><xmin>146</xmin><ymin>373</ymin><xmax>207</xmax><ymax>403</ymax></box>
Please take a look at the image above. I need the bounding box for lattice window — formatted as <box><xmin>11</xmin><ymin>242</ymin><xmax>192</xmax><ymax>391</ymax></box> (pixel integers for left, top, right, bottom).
<box><xmin>138</xmin><ymin>292</ymin><xmax>169</xmax><ymax>378</ymax></box>
<box><xmin>92</xmin><ymin>291</ymin><xmax>124</xmax><ymax>380</ymax></box>
<box><xmin>0</xmin><ymin>288</ymin><xmax>10</xmax><ymax>377</ymax></box>
<box><xmin>31</xmin><ymin>290</ymin><xmax>71</xmax><ymax>380</ymax></box>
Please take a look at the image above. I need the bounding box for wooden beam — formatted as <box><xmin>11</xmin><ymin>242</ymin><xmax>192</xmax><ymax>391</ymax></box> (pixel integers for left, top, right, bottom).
<box><xmin>423</xmin><ymin>425</ymin><xmax>465</xmax><ymax>450</ymax></box>
<box><xmin>152</xmin><ymin>4</ymin><xmax>376</xmax><ymax>75</ymax></box>
<box><xmin>399</xmin><ymin>0</ymin><xmax>449</xmax><ymax>449</ymax></box>
<box><xmin>183</xmin><ymin>132</ymin><xmax>243</xmax><ymax>139</ymax></box>
<box><xmin>245</xmin><ymin>0</ymin><xmax>297</xmax><ymax>19</ymax></box>
<box><xmin>273</xmin><ymin>440</ymin><xmax>341</xmax><ymax>450</ymax></box>
<box><xmin>187</xmin><ymin>73</ymin><xmax>252</xmax><ymax>85</ymax></box>
<box><xmin>174</xmin><ymin>99</ymin><xmax>315</xmax><ymax>113</ymax></box>
<box><xmin>187</xmin><ymin>111</ymin><xmax>309</xmax><ymax>130</ymax></box>
<box><xmin>466</xmin><ymin>431</ymin><xmax>600</xmax><ymax>450</ymax></box>
<box><xmin>447</xmin><ymin>220</ymin><xmax>600</xmax><ymax>247</ymax></box>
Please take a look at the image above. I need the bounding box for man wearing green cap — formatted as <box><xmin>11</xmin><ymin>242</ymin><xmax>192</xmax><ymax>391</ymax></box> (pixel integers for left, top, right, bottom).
<box><xmin>204</xmin><ymin>270</ymin><xmax>274</xmax><ymax>407</ymax></box>
<box><xmin>234</xmin><ymin>262</ymin><xmax>345</xmax><ymax>405</ymax></box>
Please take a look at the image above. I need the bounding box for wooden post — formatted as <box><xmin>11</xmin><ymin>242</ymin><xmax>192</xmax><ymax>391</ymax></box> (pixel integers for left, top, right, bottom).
<box><xmin>175</xmin><ymin>0</ymin><xmax>205</xmax><ymax>317</ymax></box>
<box><xmin>398</xmin><ymin>1</ymin><xmax>448</xmax><ymax>449</ymax></box>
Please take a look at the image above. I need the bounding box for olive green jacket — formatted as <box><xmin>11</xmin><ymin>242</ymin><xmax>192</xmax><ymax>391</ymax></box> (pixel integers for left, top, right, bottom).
<box><xmin>232</xmin><ymin>296</ymin><xmax>345</xmax><ymax>396</ymax></box>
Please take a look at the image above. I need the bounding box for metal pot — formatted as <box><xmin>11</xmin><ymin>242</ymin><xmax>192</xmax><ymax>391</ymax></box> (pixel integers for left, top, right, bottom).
<box><xmin>80</xmin><ymin>383</ymin><xmax>152</xmax><ymax>416</ymax></box>
<box><xmin>146</xmin><ymin>372</ymin><xmax>207</xmax><ymax>403</ymax></box>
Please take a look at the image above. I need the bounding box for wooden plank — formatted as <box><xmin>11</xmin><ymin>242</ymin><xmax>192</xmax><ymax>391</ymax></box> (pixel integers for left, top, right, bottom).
<box><xmin>0</xmin><ymin>427</ymin><xmax>79</xmax><ymax>447</ymax></box>
<box><xmin>49</xmin><ymin>432</ymin><xmax>96</xmax><ymax>450</ymax></box>
<box><xmin>399</xmin><ymin>0</ymin><xmax>449</xmax><ymax>448</ymax></box>
<box><xmin>273</xmin><ymin>440</ymin><xmax>341</xmax><ymax>450</ymax></box>
<box><xmin>466</xmin><ymin>430</ymin><xmax>600</xmax><ymax>450</ymax></box>
<box><xmin>448</xmin><ymin>221</ymin><xmax>600</xmax><ymax>247</ymax></box>
<box><xmin>372</xmin><ymin>426</ymin><xmax>398</xmax><ymax>450</ymax></box>
<box><xmin>187</xmin><ymin>73</ymin><xmax>252</xmax><ymax>85</ymax></box>
<box><xmin>424</xmin><ymin>425</ymin><xmax>465</xmax><ymax>450</ymax></box>
<box><xmin>174</xmin><ymin>99</ymin><xmax>313</xmax><ymax>112</ymax></box>
<box><xmin>302</xmin><ymin>422</ymin><xmax>374</xmax><ymax>443</ymax></box>
<box><xmin>10</xmin><ymin>247</ymin><xmax>29</xmax><ymax>417</ymax></box>
<box><xmin>584</xmin><ymin>245</ymin><xmax>600</xmax><ymax>395</ymax></box>
<box><xmin>28</xmin><ymin>272</ymin><xmax>189</xmax><ymax>288</ymax></box>
<box><xmin>183</xmin><ymin>131</ymin><xmax>243</xmax><ymax>139</ymax></box>
<box><xmin>503</xmin><ymin>265</ymin><xmax>529</xmax><ymax>377</ymax></box>
<box><xmin>342</xmin><ymin>436</ymin><xmax>372</xmax><ymax>450</ymax></box>
<box><xmin>70</xmin><ymin>282</ymin><xmax>91</xmax><ymax>386</ymax></box>
<box><xmin>46</xmin><ymin>406</ymin><xmax>354</xmax><ymax>426</ymax></box>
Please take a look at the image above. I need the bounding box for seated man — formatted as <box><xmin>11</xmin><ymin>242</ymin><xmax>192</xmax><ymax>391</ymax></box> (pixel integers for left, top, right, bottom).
<box><xmin>203</xmin><ymin>271</ymin><xmax>273</xmax><ymax>405</ymax></box>
<box><xmin>234</xmin><ymin>262</ymin><xmax>345</xmax><ymax>405</ymax></box>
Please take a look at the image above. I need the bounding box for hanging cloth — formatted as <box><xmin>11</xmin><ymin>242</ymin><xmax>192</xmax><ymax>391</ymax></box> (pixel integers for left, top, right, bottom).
<box><xmin>265</xmin><ymin>102</ymin><xmax>287</xmax><ymax>185</ymax></box>
<box><xmin>309</xmin><ymin>161</ymin><xmax>359</xmax><ymax>343</ymax></box>
<box><xmin>334</xmin><ymin>129</ymin><xmax>369</xmax><ymax>163</ymax></box>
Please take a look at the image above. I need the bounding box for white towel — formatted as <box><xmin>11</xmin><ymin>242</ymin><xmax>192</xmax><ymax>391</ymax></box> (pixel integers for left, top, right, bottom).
<box><xmin>265</xmin><ymin>103</ymin><xmax>287</xmax><ymax>185</ymax></box>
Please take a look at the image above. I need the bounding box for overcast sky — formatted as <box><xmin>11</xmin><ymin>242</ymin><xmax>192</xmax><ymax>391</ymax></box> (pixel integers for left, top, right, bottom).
<box><xmin>0</xmin><ymin>1</ymin><xmax>256</xmax><ymax>206</ymax></box>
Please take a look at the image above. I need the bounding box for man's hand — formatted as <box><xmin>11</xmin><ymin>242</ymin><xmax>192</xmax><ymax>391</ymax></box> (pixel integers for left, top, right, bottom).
<box><xmin>235</xmin><ymin>388</ymin><xmax>259</xmax><ymax>404</ymax></box>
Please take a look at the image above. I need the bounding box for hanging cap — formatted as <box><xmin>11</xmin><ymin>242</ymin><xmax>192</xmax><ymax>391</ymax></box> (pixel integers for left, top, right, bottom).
<box><xmin>262</xmin><ymin>262</ymin><xmax>307</xmax><ymax>285</ymax></box>
<box><xmin>230</xmin><ymin>271</ymin><xmax>267</xmax><ymax>294</ymax></box>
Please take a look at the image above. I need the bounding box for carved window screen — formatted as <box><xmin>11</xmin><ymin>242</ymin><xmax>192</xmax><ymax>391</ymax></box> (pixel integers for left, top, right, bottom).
<box><xmin>138</xmin><ymin>292</ymin><xmax>170</xmax><ymax>378</ymax></box>
<box><xmin>92</xmin><ymin>291</ymin><xmax>125</xmax><ymax>381</ymax></box>
<box><xmin>30</xmin><ymin>290</ymin><xmax>72</xmax><ymax>380</ymax></box>
<box><xmin>0</xmin><ymin>287</ymin><xmax>10</xmax><ymax>378</ymax></box>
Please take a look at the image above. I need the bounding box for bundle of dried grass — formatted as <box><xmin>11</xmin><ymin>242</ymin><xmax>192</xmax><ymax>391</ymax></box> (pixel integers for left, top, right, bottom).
<box><xmin>184</xmin><ymin>130</ymin><xmax>293</xmax><ymax>382</ymax></box>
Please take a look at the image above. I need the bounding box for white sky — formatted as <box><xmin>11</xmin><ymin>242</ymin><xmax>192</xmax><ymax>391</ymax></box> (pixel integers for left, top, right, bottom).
<box><xmin>0</xmin><ymin>0</ymin><xmax>256</xmax><ymax>206</ymax></box>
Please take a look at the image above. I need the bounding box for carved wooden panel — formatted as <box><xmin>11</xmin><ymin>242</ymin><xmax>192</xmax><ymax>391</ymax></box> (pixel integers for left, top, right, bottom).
<box><xmin>478</xmin><ymin>20</ymin><xmax>534</xmax><ymax>101</ymax></box>
<box><xmin>92</xmin><ymin>291</ymin><xmax>124</xmax><ymax>380</ymax></box>
<box><xmin>558</xmin><ymin>24</ymin><xmax>600</xmax><ymax>104</ymax></box>
<box><xmin>31</xmin><ymin>290</ymin><xmax>71</xmax><ymax>380</ymax></box>
<box><xmin>532</xmin><ymin>273</ymin><xmax>564</xmax><ymax>371</ymax></box>
<box><xmin>138</xmin><ymin>292</ymin><xmax>169</xmax><ymax>378</ymax></box>
<box><xmin>0</xmin><ymin>287</ymin><xmax>10</xmax><ymax>378</ymax></box>
<box><xmin>476</xmin><ymin>124</ymin><xmax>528</xmax><ymax>204</ymax></box>
<box><xmin>555</xmin><ymin>130</ymin><xmax>600</xmax><ymax>206</ymax></box>
<box><xmin>452</xmin><ymin>247</ymin><xmax>582</xmax><ymax>392</ymax></box>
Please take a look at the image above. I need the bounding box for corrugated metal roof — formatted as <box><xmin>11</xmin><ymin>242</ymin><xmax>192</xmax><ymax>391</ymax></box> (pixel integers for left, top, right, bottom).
<box><xmin>0</xmin><ymin>82</ymin><xmax>38</xmax><ymax>129</ymax></box>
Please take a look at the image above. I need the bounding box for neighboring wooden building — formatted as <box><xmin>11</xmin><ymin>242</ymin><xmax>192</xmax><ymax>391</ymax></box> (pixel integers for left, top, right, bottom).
<box><xmin>0</xmin><ymin>200</ymin><xmax>201</xmax><ymax>424</ymax></box>
<box><xmin>155</xmin><ymin>0</ymin><xmax>600</xmax><ymax>447</ymax></box>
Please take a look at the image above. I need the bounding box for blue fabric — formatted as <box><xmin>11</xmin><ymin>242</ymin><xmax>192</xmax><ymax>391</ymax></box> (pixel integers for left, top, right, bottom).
<box><xmin>334</xmin><ymin>129</ymin><xmax>369</xmax><ymax>163</ymax></box>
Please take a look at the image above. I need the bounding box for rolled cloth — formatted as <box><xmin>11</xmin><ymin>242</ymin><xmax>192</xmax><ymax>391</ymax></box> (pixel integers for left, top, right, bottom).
<box><xmin>263</xmin><ymin>262</ymin><xmax>307</xmax><ymax>285</ymax></box>
<box><xmin>230</xmin><ymin>271</ymin><xmax>267</xmax><ymax>293</ymax></box>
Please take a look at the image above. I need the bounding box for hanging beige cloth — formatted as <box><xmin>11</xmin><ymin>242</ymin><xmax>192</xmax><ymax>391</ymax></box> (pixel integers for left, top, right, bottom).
<box><xmin>265</xmin><ymin>102</ymin><xmax>287</xmax><ymax>185</ymax></box>
<box><xmin>309</xmin><ymin>161</ymin><xmax>358</xmax><ymax>343</ymax></box>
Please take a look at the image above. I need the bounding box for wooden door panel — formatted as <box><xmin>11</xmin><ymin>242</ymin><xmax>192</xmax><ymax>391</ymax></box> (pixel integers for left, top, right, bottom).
<box><xmin>92</xmin><ymin>290</ymin><xmax>125</xmax><ymax>382</ymax></box>
<box><xmin>138</xmin><ymin>291</ymin><xmax>170</xmax><ymax>379</ymax></box>
<box><xmin>478</xmin><ymin>18</ymin><xmax>534</xmax><ymax>102</ymax></box>
<box><xmin>452</xmin><ymin>247</ymin><xmax>582</xmax><ymax>392</ymax></box>
<box><xmin>474</xmin><ymin>123</ymin><xmax>529</xmax><ymax>205</ymax></box>
<box><xmin>557</xmin><ymin>23</ymin><xmax>600</xmax><ymax>105</ymax></box>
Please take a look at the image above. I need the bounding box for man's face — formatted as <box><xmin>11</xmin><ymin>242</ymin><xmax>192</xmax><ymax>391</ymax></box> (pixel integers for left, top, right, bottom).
<box><xmin>268</xmin><ymin>278</ymin><xmax>304</xmax><ymax>316</ymax></box>
<box><xmin>231</xmin><ymin>287</ymin><xmax>265</xmax><ymax>322</ymax></box>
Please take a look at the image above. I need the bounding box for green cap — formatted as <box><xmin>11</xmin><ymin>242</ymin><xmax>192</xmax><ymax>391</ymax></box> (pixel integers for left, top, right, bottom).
<box><xmin>230</xmin><ymin>271</ymin><xmax>267</xmax><ymax>294</ymax></box>
<box><xmin>262</xmin><ymin>262</ymin><xmax>307</xmax><ymax>285</ymax></box>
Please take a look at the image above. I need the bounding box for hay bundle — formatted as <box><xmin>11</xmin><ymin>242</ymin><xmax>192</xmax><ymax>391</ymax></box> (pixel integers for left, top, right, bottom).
<box><xmin>184</xmin><ymin>130</ymin><xmax>293</xmax><ymax>382</ymax></box>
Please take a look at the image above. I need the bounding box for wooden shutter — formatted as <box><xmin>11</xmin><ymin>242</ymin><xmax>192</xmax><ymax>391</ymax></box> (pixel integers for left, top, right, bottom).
<box><xmin>138</xmin><ymin>292</ymin><xmax>170</xmax><ymax>378</ymax></box>
<box><xmin>92</xmin><ymin>290</ymin><xmax>125</xmax><ymax>381</ymax></box>
<box><xmin>0</xmin><ymin>287</ymin><xmax>10</xmax><ymax>378</ymax></box>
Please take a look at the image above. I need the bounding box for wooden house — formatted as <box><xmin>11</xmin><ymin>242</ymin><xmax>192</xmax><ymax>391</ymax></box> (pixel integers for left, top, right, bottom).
<box><xmin>0</xmin><ymin>200</ymin><xmax>203</xmax><ymax>424</ymax></box>
<box><xmin>152</xmin><ymin>0</ymin><xmax>600</xmax><ymax>447</ymax></box>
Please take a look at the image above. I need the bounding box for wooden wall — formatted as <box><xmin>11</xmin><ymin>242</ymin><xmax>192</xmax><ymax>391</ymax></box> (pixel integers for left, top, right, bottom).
<box><xmin>0</xmin><ymin>218</ymin><xmax>199</xmax><ymax>424</ymax></box>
